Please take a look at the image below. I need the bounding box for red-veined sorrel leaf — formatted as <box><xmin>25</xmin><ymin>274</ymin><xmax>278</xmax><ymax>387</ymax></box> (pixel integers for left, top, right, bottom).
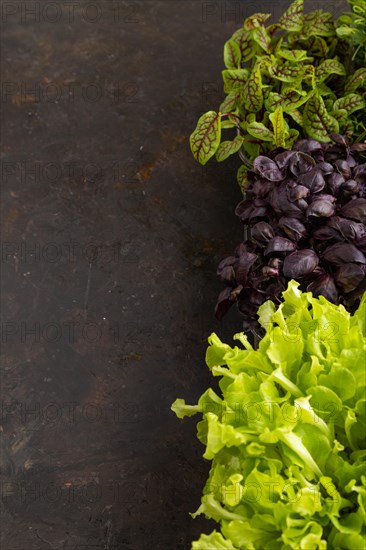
<box><xmin>303</xmin><ymin>10</ymin><xmax>335</xmax><ymax>37</ymax></box>
<box><xmin>190</xmin><ymin>111</ymin><xmax>221</xmax><ymax>165</ymax></box>
<box><xmin>243</xmin><ymin>13</ymin><xmax>271</xmax><ymax>30</ymax></box>
<box><xmin>307</xmin><ymin>35</ymin><xmax>329</xmax><ymax>57</ymax></box>
<box><xmin>215</xmin><ymin>135</ymin><xmax>244</xmax><ymax>162</ymax></box>
<box><xmin>219</xmin><ymin>90</ymin><xmax>241</xmax><ymax>113</ymax></box>
<box><xmin>223</xmin><ymin>39</ymin><xmax>241</xmax><ymax>69</ymax></box>
<box><xmin>333</xmin><ymin>109</ymin><xmax>348</xmax><ymax>124</ymax></box>
<box><xmin>266</xmin><ymin>89</ymin><xmax>312</xmax><ymax>113</ymax></box>
<box><xmin>315</xmin><ymin>59</ymin><xmax>346</xmax><ymax>82</ymax></box>
<box><xmin>246</xmin><ymin>122</ymin><xmax>274</xmax><ymax>142</ymax></box>
<box><xmin>345</xmin><ymin>68</ymin><xmax>366</xmax><ymax>94</ymax></box>
<box><xmin>243</xmin><ymin>63</ymin><xmax>263</xmax><ymax>112</ymax></box>
<box><xmin>237</xmin><ymin>165</ymin><xmax>249</xmax><ymax>192</ymax></box>
<box><xmin>287</xmin><ymin>108</ymin><xmax>303</xmax><ymax>126</ymax></box>
<box><xmin>277</xmin><ymin>49</ymin><xmax>312</xmax><ymax>62</ymax></box>
<box><xmin>303</xmin><ymin>92</ymin><xmax>339</xmax><ymax>141</ymax></box>
<box><xmin>269</xmin><ymin>106</ymin><xmax>286</xmax><ymax>147</ymax></box>
<box><xmin>231</xmin><ymin>28</ymin><xmax>255</xmax><ymax>62</ymax></box>
<box><xmin>222</xmin><ymin>69</ymin><xmax>249</xmax><ymax>93</ymax></box>
<box><xmin>333</xmin><ymin>93</ymin><xmax>365</xmax><ymax>115</ymax></box>
<box><xmin>278</xmin><ymin>0</ymin><xmax>303</xmax><ymax>31</ymax></box>
<box><xmin>285</xmin><ymin>128</ymin><xmax>300</xmax><ymax>148</ymax></box>
<box><xmin>252</xmin><ymin>26</ymin><xmax>271</xmax><ymax>53</ymax></box>
<box><xmin>268</xmin><ymin>63</ymin><xmax>305</xmax><ymax>83</ymax></box>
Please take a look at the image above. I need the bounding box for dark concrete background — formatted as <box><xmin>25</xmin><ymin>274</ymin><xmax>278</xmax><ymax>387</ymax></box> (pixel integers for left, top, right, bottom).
<box><xmin>0</xmin><ymin>1</ymin><xmax>346</xmax><ymax>548</ymax></box>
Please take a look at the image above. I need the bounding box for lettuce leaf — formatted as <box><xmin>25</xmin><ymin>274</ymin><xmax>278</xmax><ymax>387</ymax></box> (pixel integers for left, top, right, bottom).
<box><xmin>172</xmin><ymin>282</ymin><xmax>366</xmax><ymax>549</ymax></box>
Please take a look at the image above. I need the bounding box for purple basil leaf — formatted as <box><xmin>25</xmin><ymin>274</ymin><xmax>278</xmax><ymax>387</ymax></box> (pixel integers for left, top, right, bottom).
<box><xmin>295</xmin><ymin>199</ymin><xmax>309</xmax><ymax>213</ymax></box>
<box><xmin>352</xmin><ymin>163</ymin><xmax>366</xmax><ymax>184</ymax></box>
<box><xmin>293</xmin><ymin>139</ymin><xmax>322</xmax><ymax>153</ymax></box>
<box><xmin>251</xmin><ymin>178</ymin><xmax>276</xmax><ymax>197</ymax></box>
<box><xmin>350</xmin><ymin>143</ymin><xmax>366</xmax><ymax>153</ymax></box>
<box><xmin>274</xmin><ymin>150</ymin><xmax>296</xmax><ymax>170</ymax></box>
<box><xmin>307</xmin><ymin>274</ymin><xmax>339</xmax><ymax>303</ymax></box>
<box><xmin>299</xmin><ymin>168</ymin><xmax>326</xmax><ymax>193</ymax></box>
<box><xmin>335</xmin><ymin>159</ymin><xmax>352</xmax><ymax>179</ymax></box>
<box><xmin>235</xmin><ymin>199</ymin><xmax>252</xmax><ymax>220</ymax></box>
<box><xmin>253</xmin><ymin>156</ymin><xmax>285</xmax><ymax>182</ymax></box>
<box><xmin>317</xmin><ymin>162</ymin><xmax>334</xmax><ymax>175</ymax></box>
<box><xmin>287</xmin><ymin>183</ymin><xmax>310</xmax><ymax>202</ymax></box>
<box><xmin>235</xmin><ymin>252</ymin><xmax>257</xmax><ymax>285</ymax></box>
<box><xmin>278</xmin><ymin>217</ymin><xmax>307</xmax><ymax>241</ymax></box>
<box><xmin>356</xmin><ymin>236</ymin><xmax>366</xmax><ymax>253</ymax></box>
<box><xmin>330</xmin><ymin>133</ymin><xmax>349</xmax><ymax>149</ymax></box>
<box><xmin>341</xmin><ymin>198</ymin><xmax>366</xmax><ymax>223</ymax></box>
<box><xmin>262</xmin><ymin>266</ymin><xmax>279</xmax><ymax>277</ymax></box>
<box><xmin>323</xmin><ymin>243</ymin><xmax>366</xmax><ymax>266</ymax></box>
<box><xmin>268</xmin><ymin>257</ymin><xmax>283</xmax><ymax>270</ymax></box>
<box><xmin>313</xmin><ymin>225</ymin><xmax>340</xmax><ymax>241</ymax></box>
<box><xmin>217</xmin><ymin>265</ymin><xmax>236</xmax><ymax>285</ymax></box>
<box><xmin>283</xmin><ymin>249</ymin><xmax>319</xmax><ymax>278</ymax></box>
<box><xmin>269</xmin><ymin>185</ymin><xmax>303</xmax><ymax>218</ymax></box>
<box><xmin>346</xmin><ymin>155</ymin><xmax>357</xmax><ymax>168</ymax></box>
<box><xmin>215</xmin><ymin>287</ymin><xmax>236</xmax><ymax>320</ymax></box>
<box><xmin>328</xmin><ymin>216</ymin><xmax>366</xmax><ymax>242</ymax></box>
<box><xmin>306</xmin><ymin>199</ymin><xmax>336</xmax><ymax>218</ymax></box>
<box><xmin>264</xmin><ymin>236</ymin><xmax>296</xmax><ymax>256</ymax></box>
<box><xmin>217</xmin><ymin>255</ymin><xmax>236</xmax><ymax>270</ymax></box>
<box><xmin>235</xmin><ymin>199</ymin><xmax>266</xmax><ymax>223</ymax></box>
<box><xmin>342</xmin><ymin>179</ymin><xmax>360</xmax><ymax>194</ymax></box>
<box><xmin>335</xmin><ymin>263</ymin><xmax>366</xmax><ymax>293</ymax></box>
<box><xmin>289</xmin><ymin>152</ymin><xmax>316</xmax><ymax>177</ymax></box>
<box><xmin>251</xmin><ymin>222</ymin><xmax>275</xmax><ymax>245</ymax></box>
<box><xmin>327</xmin><ymin>172</ymin><xmax>345</xmax><ymax>195</ymax></box>
<box><xmin>236</xmin><ymin>241</ymin><xmax>257</xmax><ymax>256</ymax></box>
<box><xmin>315</xmin><ymin>193</ymin><xmax>337</xmax><ymax>203</ymax></box>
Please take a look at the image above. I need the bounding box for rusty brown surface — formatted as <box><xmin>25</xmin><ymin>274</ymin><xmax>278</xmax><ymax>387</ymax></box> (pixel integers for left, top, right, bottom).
<box><xmin>0</xmin><ymin>1</ymin><xmax>346</xmax><ymax>548</ymax></box>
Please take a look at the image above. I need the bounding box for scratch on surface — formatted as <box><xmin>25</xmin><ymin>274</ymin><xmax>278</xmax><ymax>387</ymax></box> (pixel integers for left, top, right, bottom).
<box><xmin>34</xmin><ymin>529</ymin><xmax>54</xmax><ymax>548</ymax></box>
<box><xmin>104</xmin><ymin>519</ymin><xmax>113</xmax><ymax>550</ymax></box>
<box><xmin>83</xmin><ymin>262</ymin><xmax>92</xmax><ymax>318</ymax></box>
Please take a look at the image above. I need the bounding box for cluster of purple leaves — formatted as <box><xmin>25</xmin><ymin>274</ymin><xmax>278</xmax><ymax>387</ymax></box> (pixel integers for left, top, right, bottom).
<box><xmin>216</xmin><ymin>134</ymin><xmax>366</xmax><ymax>335</ymax></box>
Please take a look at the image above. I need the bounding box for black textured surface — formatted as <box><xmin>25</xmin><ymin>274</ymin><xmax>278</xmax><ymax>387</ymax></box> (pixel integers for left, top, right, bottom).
<box><xmin>0</xmin><ymin>1</ymin><xmax>346</xmax><ymax>548</ymax></box>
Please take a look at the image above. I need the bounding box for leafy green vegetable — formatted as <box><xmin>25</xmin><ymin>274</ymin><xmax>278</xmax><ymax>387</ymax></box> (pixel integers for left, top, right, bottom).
<box><xmin>189</xmin><ymin>0</ymin><xmax>366</xmax><ymax>167</ymax></box>
<box><xmin>190</xmin><ymin>111</ymin><xmax>221</xmax><ymax>165</ymax></box>
<box><xmin>172</xmin><ymin>282</ymin><xmax>366</xmax><ymax>549</ymax></box>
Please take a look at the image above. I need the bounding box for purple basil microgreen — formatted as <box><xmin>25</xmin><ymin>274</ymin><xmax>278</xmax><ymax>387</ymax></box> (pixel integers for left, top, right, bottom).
<box><xmin>251</xmin><ymin>221</ymin><xmax>275</xmax><ymax>245</ymax></box>
<box><xmin>278</xmin><ymin>217</ymin><xmax>307</xmax><ymax>241</ymax></box>
<box><xmin>322</xmin><ymin>242</ymin><xmax>366</xmax><ymax>266</ymax></box>
<box><xmin>328</xmin><ymin>216</ymin><xmax>366</xmax><ymax>242</ymax></box>
<box><xmin>216</xmin><ymin>136</ymin><xmax>366</xmax><ymax>332</ymax></box>
<box><xmin>341</xmin><ymin>198</ymin><xmax>366</xmax><ymax>223</ymax></box>
<box><xmin>283</xmin><ymin>249</ymin><xmax>319</xmax><ymax>278</ymax></box>
<box><xmin>307</xmin><ymin>274</ymin><xmax>339</xmax><ymax>303</ymax></box>
<box><xmin>253</xmin><ymin>156</ymin><xmax>285</xmax><ymax>181</ymax></box>
<box><xmin>306</xmin><ymin>199</ymin><xmax>336</xmax><ymax>218</ymax></box>
<box><xmin>264</xmin><ymin>236</ymin><xmax>297</xmax><ymax>256</ymax></box>
<box><xmin>335</xmin><ymin>263</ymin><xmax>366</xmax><ymax>292</ymax></box>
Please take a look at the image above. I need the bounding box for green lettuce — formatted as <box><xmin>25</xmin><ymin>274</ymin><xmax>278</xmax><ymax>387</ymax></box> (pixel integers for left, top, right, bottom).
<box><xmin>172</xmin><ymin>282</ymin><xmax>366</xmax><ymax>549</ymax></box>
